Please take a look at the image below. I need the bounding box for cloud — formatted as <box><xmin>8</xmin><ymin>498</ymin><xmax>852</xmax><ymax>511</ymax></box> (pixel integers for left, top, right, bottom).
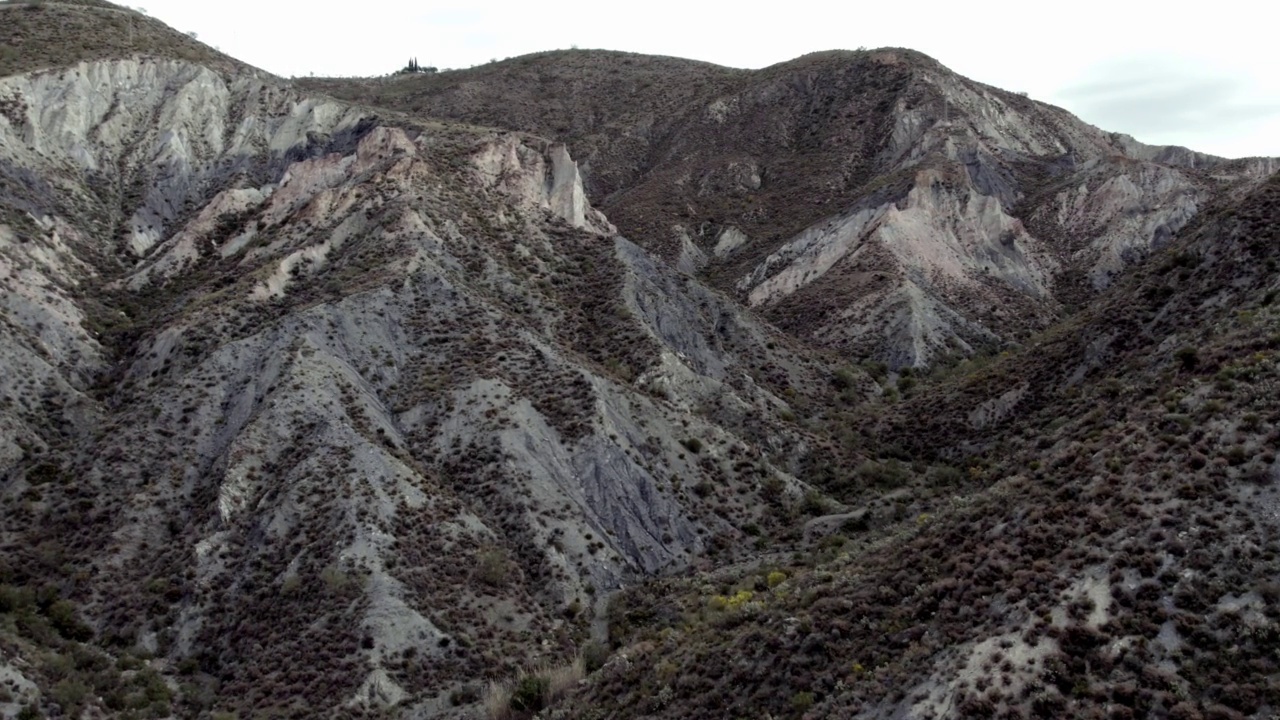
<box><xmin>1057</xmin><ymin>59</ymin><xmax>1280</xmax><ymax>141</ymax></box>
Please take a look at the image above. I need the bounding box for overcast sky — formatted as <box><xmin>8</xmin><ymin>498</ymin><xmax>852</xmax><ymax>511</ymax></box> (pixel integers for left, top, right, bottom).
<box><xmin>134</xmin><ymin>0</ymin><xmax>1279</xmax><ymax>159</ymax></box>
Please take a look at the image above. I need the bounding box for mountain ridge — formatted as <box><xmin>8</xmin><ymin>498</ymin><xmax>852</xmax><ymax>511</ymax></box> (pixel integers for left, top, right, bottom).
<box><xmin>302</xmin><ymin>48</ymin><xmax>1277</xmax><ymax>367</ymax></box>
<box><xmin>1</xmin><ymin>6</ymin><xmax>1279</xmax><ymax>719</ymax></box>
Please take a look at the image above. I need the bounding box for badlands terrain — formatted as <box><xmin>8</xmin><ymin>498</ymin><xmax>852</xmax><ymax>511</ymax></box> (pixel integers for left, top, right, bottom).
<box><xmin>1</xmin><ymin>1</ymin><xmax>1279</xmax><ymax>718</ymax></box>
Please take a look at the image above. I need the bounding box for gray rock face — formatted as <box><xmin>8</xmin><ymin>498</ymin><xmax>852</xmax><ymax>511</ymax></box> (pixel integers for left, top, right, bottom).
<box><xmin>0</xmin><ymin>55</ymin><xmax>839</xmax><ymax>717</ymax></box>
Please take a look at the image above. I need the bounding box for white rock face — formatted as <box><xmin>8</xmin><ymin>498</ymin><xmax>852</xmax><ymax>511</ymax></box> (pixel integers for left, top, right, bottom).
<box><xmin>1040</xmin><ymin>163</ymin><xmax>1203</xmax><ymax>288</ymax></box>
<box><xmin>473</xmin><ymin>134</ymin><xmax>614</xmax><ymax>234</ymax></box>
<box><xmin>742</xmin><ymin>205</ymin><xmax>887</xmax><ymax>305</ymax></box>
<box><xmin>738</xmin><ymin>166</ymin><xmax>1061</xmax><ymax>366</ymax></box>
<box><xmin>712</xmin><ymin>226</ymin><xmax>747</xmax><ymax>258</ymax></box>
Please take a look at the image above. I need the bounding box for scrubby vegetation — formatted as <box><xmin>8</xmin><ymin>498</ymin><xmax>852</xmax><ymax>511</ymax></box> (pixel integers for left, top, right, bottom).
<box><xmin>0</xmin><ymin>0</ymin><xmax>251</xmax><ymax>77</ymax></box>
<box><xmin>559</xmin><ymin>168</ymin><xmax>1280</xmax><ymax>720</ymax></box>
<box><xmin>2</xmin><ymin>6</ymin><xmax>1278</xmax><ymax>719</ymax></box>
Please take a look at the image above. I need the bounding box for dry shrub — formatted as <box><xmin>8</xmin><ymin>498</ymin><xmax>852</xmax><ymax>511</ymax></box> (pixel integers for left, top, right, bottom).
<box><xmin>545</xmin><ymin>655</ymin><xmax>586</xmax><ymax>701</ymax></box>
<box><xmin>483</xmin><ymin>680</ymin><xmax>513</xmax><ymax>720</ymax></box>
<box><xmin>484</xmin><ymin>655</ymin><xmax>585</xmax><ymax>719</ymax></box>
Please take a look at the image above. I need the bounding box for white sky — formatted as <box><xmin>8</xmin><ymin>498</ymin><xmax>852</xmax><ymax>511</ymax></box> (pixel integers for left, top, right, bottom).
<box><xmin>134</xmin><ymin>0</ymin><xmax>1280</xmax><ymax>159</ymax></box>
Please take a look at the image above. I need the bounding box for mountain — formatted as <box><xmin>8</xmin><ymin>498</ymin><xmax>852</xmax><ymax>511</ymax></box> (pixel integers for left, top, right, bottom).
<box><xmin>2</xmin><ymin>3</ymin><xmax>1279</xmax><ymax>719</ymax></box>
<box><xmin>305</xmin><ymin>50</ymin><xmax>1277</xmax><ymax>367</ymax></box>
<box><xmin>567</xmin><ymin>161</ymin><xmax>1280</xmax><ymax>720</ymax></box>
<box><xmin>1</xmin><ymin>5</ymin><xmax>870</xmax><ymax>717</ymax></box>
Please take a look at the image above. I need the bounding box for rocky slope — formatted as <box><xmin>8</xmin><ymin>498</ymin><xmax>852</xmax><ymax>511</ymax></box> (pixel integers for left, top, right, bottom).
<box><xmin>3</xmin><ymin>3</ymin><xmax>1279</xmax><ymax>720</ymax></box>
<box><xmin>0</xmin><ymin>6</ymin><xmax>870</xmax><ymax>717</ymax></box>
<box><xmin>563</xmin><ymin>155</ymin><xmax>1280</xmax><ymax>720</ymax></box>
<box><xmin>306</xmin><ymin>50</ymin><xmax>1277</xmax><ymax>367</ymax></box>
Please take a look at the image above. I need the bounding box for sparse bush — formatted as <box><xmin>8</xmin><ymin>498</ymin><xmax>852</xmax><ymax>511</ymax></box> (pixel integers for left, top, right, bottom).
<box><xmin>510</xmin><ymin>674</ymin><xmax>549</xmax><ymax>713</ymax></box>
<box><xmin>476</xmin><ymin>548</ymin><xmax>509</xmax><ymax>587</ymax></box>
<box><xmin>0</xmin><ymin>584</ymin><xmax>35</xmax><ymax>613</ymax></box>
<box><xmin>711</xmin><ymin>586</ymin><xmax>747</xmax><ymax>607</ymax></box>
<box><xmin>931</xmin><ymin>465</ymin><xmax>965</xmax><ymax>486</ymax></box>
<box><xmin>51</xmin><ymin>678</ymin><xmax>89</xmax><ymax>713</ymax></box>
<box><xmin>545</xmin><ymin>656</ymin><xmax>585</xmax><ymax>701</ymax></box>
<box><xmin>582</xmin><ymin>641</ymin><xmax>610</xmax><ymax>673</ymax></box>
<box><xmin>798</xmin><ymin>489</ymin><xmax>828</xmax><ymax>516</ymax></box>
<box><xmin>483</xmin><ymin>680</ymin><xmax>513</xmax><ymax>720</ymax></box>
<box><xmin>898</xmin><ymin>375</ymin><xmax>916</xmax><ymax>393</ymax></box>
<box><xmin>832</xmin><ymin>367</ymin><xmax>858</xmax><ymax>390</ymax></box>
<box><xmin>1224</xmin><ymin>446</ymin><xmax>1248</xmax><ymax>466</ymax></box>
<box><xmin>1175</xmin><ymin>346</ymin><xmax>1199</xmax><ymax>370</ymax></box>
<box><xmin>862</xmin><ymin>361</ymin><xmax>888</xmax><ymax>381</ymax></box>
<box><xmin>319</xmin><ymin>564</ymin><xmax>350</xmax><ymax>592</ymax></box>
<box><xmin>46</xmin><ymin>599</ymin><xmax>93</xmax><ymax>641</ymax></box>
<box><xmin>482</xmin><ymin>656</ymin><xmax>584</xmax><ymax>717</ymax></box>
<box><xmin>857</xmin><ymin>459</ymin><xmax>908</xmax><ymax>488</ymax></box>
<box><xmin>450</xmin><ymin>684</ymin><xmax>482</xmax><ymax>706</ymax></box>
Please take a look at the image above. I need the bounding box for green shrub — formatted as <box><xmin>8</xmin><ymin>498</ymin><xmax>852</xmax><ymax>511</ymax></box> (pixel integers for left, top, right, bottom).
<box><xmin>449</xmin><ymin>684</ymin><xmax>481</xmax><ymax>706</ymax></box>
<box><xmin>476</xmin><ymin>548</ymin><xmax>509</xmax><ymax>586</ymax></box>
<box><xmin>46</xmin><ymin>599</ymin><xmax>93</xmax><ymax>641</ymax></box>
<box><xmin>931</xmin><ymin>465</ymin><xmax>965</xmax><ymax>486</ymax></box>
<box><xmin>0</xmin><ymin>584</ymin><xmax>35</xmax><ymax>613</ymax></box>
<box><xmin>791</xmin><ymin>691</ymin><xmax>815</xmax><ymax>711</ymax></box>
<box><xmin>319</xmin><ymin>564</ymin><xmax>351</xmax><ymax>592</ymax></box>
<box><xmin>1174</xmin><ymin>346</ymin><xmax>1199</xmax><ymax>370</ymax></box>
<box><xmin>862</xmin><ymin>361</ymin><xmax>888</xmax><ymax>381</ymax></box>
<box><xmin>832</xmin><ymin>367</ymin><xmax>858</xmax><ymax>390</ymax></box>
<box><xmin>510</xmin><ymin>675</ymin><xmax>549</xmax><ymax>713</ymax></box>
<box><xmin>582</xmin><ymin>641</ymin><xmax>610</xmax><ymax>673</ymax></box>
<box><xmin>680</xmin><ymin>438</ymin><xmax>703</xmax><ymax>454</ymax></box>
<box><xmin>857</xmin><ymin>459</ymin><xmax>908</xmax><ymax>488</ymax></box>
<box><xmin>51</xmin><ymin>679</ymin><xmax>89</xmax><ymax>713</ymax></box>
<box><xmin>1225</xmin><ymin>446</ymin><xmax>1249</xmax><ymax>466</ymax></box>
<box><xmin>798</xmin><ymin>490</ymin><xmax>827</xmax><ymax>516</ymax></box>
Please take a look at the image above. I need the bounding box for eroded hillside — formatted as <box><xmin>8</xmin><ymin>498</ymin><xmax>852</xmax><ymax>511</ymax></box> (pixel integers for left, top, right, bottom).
<box><xmin>565</xmin><ymin>170</ymin><xmax>1280</xmax><ymax>720</ymax></box>
<box><xmin>306</xmin><ymin>52</ymin><xmax>1277</xmax><ymax>367</ymax></box>
<box><xmin>0</xmin><ymin>7</ymin><xmax>875</xmax><ymax>717</ymax></box>
<box><xmin>3</xmin><ymin>3</ymin><xmax>1279</xmax><ymax>719</ymax></box>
